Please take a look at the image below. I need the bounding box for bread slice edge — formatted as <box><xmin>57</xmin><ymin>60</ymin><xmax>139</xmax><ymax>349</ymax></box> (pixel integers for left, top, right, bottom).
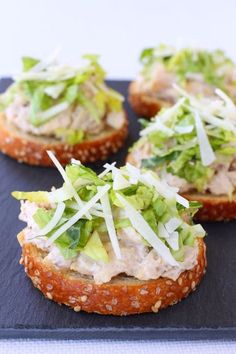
<box><xmin>18</xmin><ymin>231</ymin><xmax>206</xmax><ymax>315</ymax></box>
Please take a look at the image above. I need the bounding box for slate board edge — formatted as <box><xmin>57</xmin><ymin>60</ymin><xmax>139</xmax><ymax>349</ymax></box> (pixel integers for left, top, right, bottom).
<box><xmin>0</xmin><ymin>327</ymin><xmax>236</xmax><ymax>341</ymax></box>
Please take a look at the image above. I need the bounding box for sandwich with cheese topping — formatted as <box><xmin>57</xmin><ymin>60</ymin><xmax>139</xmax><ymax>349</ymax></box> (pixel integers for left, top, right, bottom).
<box><xmin>0</xmin><ymin>53</ymin><xmax>127</xmax><ymax>166</ymax></box>
<box><xmin>127</xmin><ymin>86</ymin><xmax>236</xmax><ymax>221</ymax></box>
<box><xmin>129</xmin><ymin>44</ymin><xmax>236</xmax><ymax>118</ymax></box>
<box><xmin>13</xmin><ymin>152</ymin><xmax>206</xmax><ymax>315</ymax></box>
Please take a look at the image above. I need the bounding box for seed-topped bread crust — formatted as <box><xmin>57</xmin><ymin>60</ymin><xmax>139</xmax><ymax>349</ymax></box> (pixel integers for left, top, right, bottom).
<box><xmin>0</xmin><ymin>111</ymin><xmax>128</xmax><ymax>166</ymax></box>
<box><xmin>18</xmin><ymin>231</ymin><xmax>206</xmax><ymax>316</ymax></box>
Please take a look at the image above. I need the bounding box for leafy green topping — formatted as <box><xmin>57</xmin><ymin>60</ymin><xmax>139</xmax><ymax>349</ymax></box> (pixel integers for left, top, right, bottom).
<box><xmin>139</xmin><ymin>94</ymin><xmax>236</xmax><ymax>192</ymax></box>
<box><xmin>13</xmin><ymin>160</ymin><xmax>205</xmax><ymax>264</ymax></box>
<box><xmin>33</xmin><ymin>207</ymin><xmax>108</xmax><ymax>261</ymax></box>
<box><xmin>140</xmin><ymin>44</ymin><xmax>235</xmax><ymax>92</ymax></box>
<box><xmin>81</xmin><ymin>231</ymin><xmax>109</xmax><ymax>262</ymax></box>
<box><xmin>22</xmin><ymin>57</ymin><xmax>40</xmax><ymax>71</ymax></box>
<box><xmin>12</xmin><ymin>191</ymin><xmax>49</xmax><ymax>203</ymax></box>
<box><xmin>0</xmin><ymin>54</ymin><xmax>123</xmax><ymax>136</ymax></box>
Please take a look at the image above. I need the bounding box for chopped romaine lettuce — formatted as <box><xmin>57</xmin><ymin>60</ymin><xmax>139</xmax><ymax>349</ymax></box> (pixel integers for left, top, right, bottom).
<box><xmin>135</xmin><ymin>92</ymin><xmax>236</xmax><ymax>192</ymax></box>
<box><xmin>140</xmin><ymin>45</ymin><xmax>235</xmax><ymax>92</ymax></box>
<box><xmin>81</xmin><ymin>231</ymin><xmax>109</xmax><ymax>262</ymax></box>
<box><xmin>0</xmin><ymin>53</ymin><xmax>123</xmax><ymax>132</ymax></box>
<box><xmin>22</xmin><ymin>57</ymin><xmax>40</xmax><ymax>72</ymax></box>
<box><xmin>13</xmin><ymin>156</ymin><xmax>205</xmax><ymax>265</ymax></box>
<box><xmin>33</xmin><ymin>208</ymin><xmax>54</xmax><ymax>228</ymax></box>
<box><xmin>12</xmin><ymin>191</ymin><xmax>49</xmax><ymax>203</ymax></box>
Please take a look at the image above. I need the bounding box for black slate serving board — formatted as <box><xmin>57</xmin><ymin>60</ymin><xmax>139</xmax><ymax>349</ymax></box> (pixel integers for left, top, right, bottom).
<box><xmin>0</xmin><ymin>78</ymin><xmax>236</xmax><ymax>341</ymax></box>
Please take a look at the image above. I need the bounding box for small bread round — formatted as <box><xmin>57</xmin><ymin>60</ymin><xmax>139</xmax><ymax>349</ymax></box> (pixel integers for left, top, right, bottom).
<box><xmin>18</xmin><ymin>231</ymin><xmax>206</xmax><ymax>316</ymax></box>
<box><xmin>0</xmin><ymin>111</ymin><xmax>128</xmax><ymax>166</ymax></box>
<box><xmin>128</xmin><ymin>81</ymin><xmax>171</xmax><ymax>118</ymax></box>
<box><xmin>127</xmin><ymin>152</ymin><xmax>236</xmax><ymax>222</ymax></box>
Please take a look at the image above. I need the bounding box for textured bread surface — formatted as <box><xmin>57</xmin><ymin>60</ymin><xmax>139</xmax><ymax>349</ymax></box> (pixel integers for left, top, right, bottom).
<box><xmin>18</xmin><ymin>232</ymin><xmax>206</xmax><ymax>316</ymax></box>
<box><xmin>182</xmin><ymin>192</ymin><xmax>236</xmax><ymax>221</ymax></box>
<box><xmin>0</xmin><ymin>111</ymin><xmax>128</xmax><ymax>166</ymax></box>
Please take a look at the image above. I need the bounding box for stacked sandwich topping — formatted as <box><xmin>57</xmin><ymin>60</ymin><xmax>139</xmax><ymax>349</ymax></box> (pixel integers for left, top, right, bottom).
<box><xmin>130</xmin><ymin>86</ymin><xmax>236</xmax><ymax>196</ymax></box>
<box><xmin>13</xmin><ymin>153</ymin><xmax>205</xmax><ymax>284</ymax></box>
<box><xmin>136</xmin><ymin>44</ymin><xmax>236</xmax><ymax>103</ymax></box>
<box><xmin>0</xmin><ymin>53</ymin><xmax>124</xmax><ymax>144</ymax></box>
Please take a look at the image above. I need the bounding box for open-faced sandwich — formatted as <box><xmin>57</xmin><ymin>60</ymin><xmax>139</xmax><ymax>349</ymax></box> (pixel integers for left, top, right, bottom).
<box><xmin>128</xmin><ymin>86</ymin><xmax>236</xmax><ymax>221</ymax></box>
<box><xmin>129</xmin><ymin>44</ymin><xmax>236</xmax><ymax>118</ymax></box>
<box><xmin>13</xmin><ymin>152</ymin><xmax>206</xmax><ymax>315</ymax></box>
<box><xmin>0</xmin><ymin>54</ymin><xmax>127</xmax><ymax>166</ymax></box>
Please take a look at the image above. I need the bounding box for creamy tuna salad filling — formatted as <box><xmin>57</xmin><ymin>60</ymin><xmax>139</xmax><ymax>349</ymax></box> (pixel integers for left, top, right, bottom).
<box><xmin>0</xmin><ymin>54</ymin><xmax>124</xmax><ymax>144</ymax></box>
<box><xmin>136</xmin><ymin>45</ymin><xmax>236</xmax><ymax>104</ymax></box>
<box><xmin>131</xmin><ymin>88</ymin><xmax>236</xmax><ymax>196</ymax></box>
<box><xmin>20</xmin><ymin>200</ymin><xmax>198</xmax><ymax>284</ymax></box>
<box><xmin>13</xmin><ymin>153</ymin><xmax>205</xmax><ymax>284</ymax></box>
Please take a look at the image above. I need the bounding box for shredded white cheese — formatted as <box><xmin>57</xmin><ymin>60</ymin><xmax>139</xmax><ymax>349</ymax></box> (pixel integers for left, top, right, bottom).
<box><xmin>116</xmin><ymin>194</ymin><xmax>179</xmax><ymax>267</ymax></box>
<box><xmin>36</xmin><ymin>102</ymin><xmax>69</xmax><ymax>122</ymax></box>
<box><xmin>194</xmin><ymin>111</ymin><xmax>216</xmax><ymax>166</ymax></box>
<box><xmin>33</xmin><ymin>202</ymin><xmax>65</xmax><ymax>238</ymax></box>
<box><xmin>165</xmin><ymin>217</ymin><xmax>182</xmax><ymax>234</ymax></box>
<box><xmin>98</xmin><ymin>162</ymin><xmax>116</xmax><ymax>178</ymax></box>
<box><xmin>44</xmin><ymin>83</ymin><xmax>66</xmax><ymax>99</ymax></box>
<box><xmin>47</xmin><ymin>151</ymin><xmax>91</xmax><ymax>219</ymax></box>
<box><xmin>166</xmin><ymin>231</ymin><xmax>179</xmax><ymax>251</ymax></box>
<box><xmin>99</xmin><ymin>188</ymin><xmax>121</xmax><ymax>259</ymax></box>
<box><xmin>47</xmin><ymin>184</ymin><xmax>110</xmax><ymax>245</ymax></box>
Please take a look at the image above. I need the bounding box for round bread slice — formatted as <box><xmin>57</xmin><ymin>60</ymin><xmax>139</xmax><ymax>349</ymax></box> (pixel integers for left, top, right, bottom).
<box><xmin>18</xmin><ymin>231</ymin><xmax>206</xmax><ymax>316</ymax></box>
<box><xmin>128</xmin><ymin>81</ymin><xmax>172</xmax><ymax>118</ymax></box>
<box><xmin>127</xmin><ymin>151</ymin><xmax>236</xmax><ymax>221</ymax></box>
<box><xmin>0</xmin><ymin>111</ymin><xmax>128</xmax><ymax>166</ymax></box>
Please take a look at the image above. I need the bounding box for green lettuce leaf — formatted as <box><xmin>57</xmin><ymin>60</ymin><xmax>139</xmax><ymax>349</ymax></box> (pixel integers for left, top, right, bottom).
<box><xmin>29</xmin><ymin>86</ymin><xmax>54</xmax><ymax>126</ymax></box>
<box><xmin>22</xmin><ymin>57</ymin><xmax>40</xmax><ymax>72</ymax></box>
<box><xmin>124</xmin><ymin>185</ymin><xmax>153</xmax><ymax>210</ymax></box>
<box><xmin>65</xmin><ymin>219</ymin><xmax>93</xmax><ymax>248</ymax></box>
<box><xmin>33</xmin><ymin>207</ymin><xmax>95</xmax><ymax>259</ymax></box>
<box><xmin>55</xmin><ymin>128</ymin><xmax>84</xmax><ymax>145</ymax></box>
<box><xmin>140</xmin><ymin>45</ymin><xmax>234</xmax><ymax>91</ymax></box>
<box><xmin>114</xmin><ymin>218</ymin><xmax>131</xmax><ymax>229</ymax></box>
<box><xmin>141</xmin><ymin>151</ymin><xmax>180</xmax><ymax>169</ymax></box>
<box><xmin>33</xmin><ymin>208</ymin><xmax>54</xmax><ymax>228</ymax></box>
<box><xmin>81</xmin><ymin>231</ymin><xmax>109</xmax><ymax>262</ymax></box>
<box><xmin>152</xmin><ymin>198</ymin><xmax>167</xmax><ymax>218</ymax></box>
<box><xmin>142</xmin><ymin>208</ymin><xmax>158</xmax><ymax>234</ymax></box>
<box><xmin>12</xmin><ymin>191</ymin><xmax>49</xmax><ymax>203</ymax></box>
<box><xmin>66</xmin><ymin>164</ymin><xmax>104</xmax><ymax>186</ymax></box>
<box><xmin>2</xmin><ymin>53</ymin><xmax>124</xmax><ymax>131</ymax></box>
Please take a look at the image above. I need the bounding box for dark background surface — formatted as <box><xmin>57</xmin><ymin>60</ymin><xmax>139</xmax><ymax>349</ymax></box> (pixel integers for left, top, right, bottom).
<box><xmin>0</xmin><ymin>79</ymin><xmax>236</xmax><ymax>340</ymax></box>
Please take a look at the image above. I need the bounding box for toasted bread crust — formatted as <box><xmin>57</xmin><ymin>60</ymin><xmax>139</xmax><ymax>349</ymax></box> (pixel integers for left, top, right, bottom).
<box><xmin>0</xmin><ymin>111</ymin><xmax>128</xmax><ymax>166</ymax></box>
<box><xmin>127</xmin><ymin>151</ymin><xmax>236</xmax><ymax>221</ymax></box>
<box><xmin>128</xmin><ymin>81</ymin><xmax>171</xmax><ymax>118</ymax></box>
<box><xmin>18</xmin><ymin>231</ymin><xmax>206</xmax><ymax>315</ymax></box>
<box><xmin>182</xmin><ymin>192</ymin><xmax>236</xmax><ymax>221</ymax></box>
